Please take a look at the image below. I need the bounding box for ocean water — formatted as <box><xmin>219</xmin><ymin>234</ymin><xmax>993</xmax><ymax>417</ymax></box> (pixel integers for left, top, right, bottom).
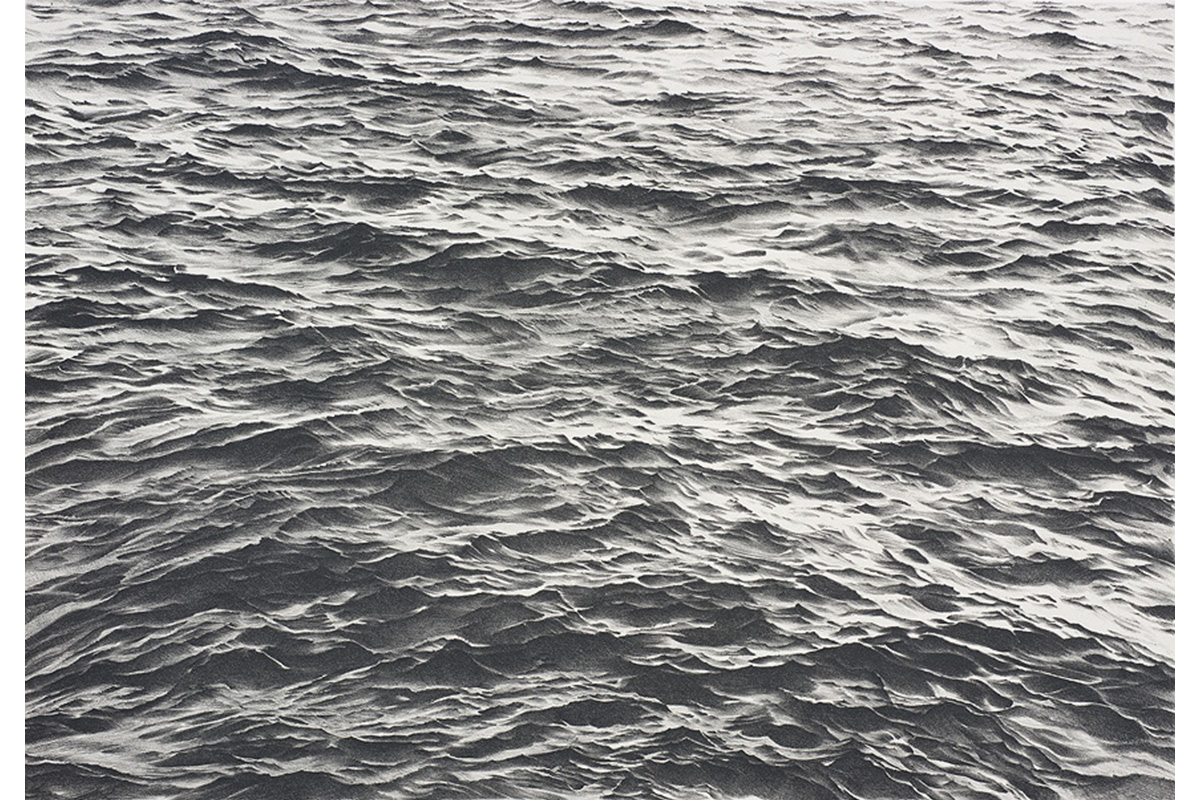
<box><xmin>25</xmin><ymin>1</ymin><xmax>1174</xmax><ymax>798</ymax></box>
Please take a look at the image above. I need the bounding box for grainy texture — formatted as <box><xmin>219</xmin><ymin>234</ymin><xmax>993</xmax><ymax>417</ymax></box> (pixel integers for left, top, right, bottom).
<box><xmin>26</xmin><ymin>1</ymin><xmax>1173</xmax><ymax>799</ymax></box>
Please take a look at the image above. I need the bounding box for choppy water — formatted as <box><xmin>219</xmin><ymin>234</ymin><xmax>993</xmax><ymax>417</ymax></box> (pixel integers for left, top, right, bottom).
<box><xmin>25</xmin><ymin>1</ymin><xmax>1174</xmax><ymax>799</ymax></box>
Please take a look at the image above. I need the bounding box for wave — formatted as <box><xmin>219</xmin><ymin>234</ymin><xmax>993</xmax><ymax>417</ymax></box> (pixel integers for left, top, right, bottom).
<box><xmin>26</xmin><ymin>0</ymin><xmax>1175</xmax><ymax>798</ymax></box>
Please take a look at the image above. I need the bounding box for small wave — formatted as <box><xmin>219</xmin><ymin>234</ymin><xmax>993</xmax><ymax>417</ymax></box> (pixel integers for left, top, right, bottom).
<box><xmin>25</xmin><ymin>1</ymin><xmax>1175</xmax><ymax>798</ymax></box>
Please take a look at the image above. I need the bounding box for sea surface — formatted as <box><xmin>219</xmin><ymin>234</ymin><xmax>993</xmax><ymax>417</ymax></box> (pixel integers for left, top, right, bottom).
<box><xmin>25</xmin><ymin>1</ymin><xmax>1174</xmax><ymax>798</ymax></box>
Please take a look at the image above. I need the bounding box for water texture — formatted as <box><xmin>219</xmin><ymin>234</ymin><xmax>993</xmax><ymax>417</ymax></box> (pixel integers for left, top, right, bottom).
<box><xmin>25</xmin><ymin>1</ymin><xmax>1174</xmax><ymax>798</ymax></box>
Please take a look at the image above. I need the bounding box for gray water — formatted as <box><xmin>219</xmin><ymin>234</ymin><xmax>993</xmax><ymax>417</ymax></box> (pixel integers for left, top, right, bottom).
<box><xmin>26</xmin><ymin>2</ymin><xmax>1174</xmax><ymax>798</ymax></box>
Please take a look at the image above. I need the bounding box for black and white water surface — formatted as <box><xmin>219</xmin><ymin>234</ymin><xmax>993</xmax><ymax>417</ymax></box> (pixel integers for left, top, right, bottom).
<box><xmin>26</xmin><ymin>1</ymin><xmax>1174</xmax><ymax>798</ymax></box>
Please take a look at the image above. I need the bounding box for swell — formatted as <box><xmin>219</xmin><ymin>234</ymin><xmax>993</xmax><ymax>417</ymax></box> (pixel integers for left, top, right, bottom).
<box><xmin>26</xmin><ymin>1</ymin><xmax>1174</xmax><ymax>800</ymax></box>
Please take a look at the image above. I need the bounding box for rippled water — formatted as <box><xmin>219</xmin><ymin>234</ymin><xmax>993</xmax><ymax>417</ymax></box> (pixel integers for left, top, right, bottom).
<box><xmin>25</xmin><ymin>1</ymin><xmax>1174</xmax><ymax>798</ymax></box>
